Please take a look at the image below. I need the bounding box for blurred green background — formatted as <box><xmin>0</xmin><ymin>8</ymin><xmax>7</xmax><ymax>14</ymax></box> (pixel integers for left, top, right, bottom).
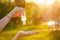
<box><xmin>0</xmin><ymin>0</ymin><xmax>60</xmax><ymax>40</ymax></box>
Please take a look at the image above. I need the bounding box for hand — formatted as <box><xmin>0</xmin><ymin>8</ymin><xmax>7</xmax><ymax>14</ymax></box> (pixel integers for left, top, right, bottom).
<box><xmin>17</xmin><ymin>31</ymin><xmax>39</xmax><ymax>36</ymax></box>
<box><xmin>12</xmin><ymin>31</ymin><xmax>39</xmax><ymax>40</ymax></box>
<box><xmin>8</xmin><ymin>7</ymin><xmax>25</xmax><ymax>18</ymax></box>
<box><xmin>12</xmin><ymin>7</ymin><xmax>25</xmax><ymax>18</ymax></box>
<box><xmin>12</xmin><ymin>12</ymin><xmax>20</xmax><ymax>18</ymax></box>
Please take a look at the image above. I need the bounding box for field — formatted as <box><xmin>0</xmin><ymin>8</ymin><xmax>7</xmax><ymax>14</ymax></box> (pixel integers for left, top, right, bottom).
<box><xmin>0</xmin><ymin>23</ymin><xmax>60</xmax><ymax>40</ymax></box>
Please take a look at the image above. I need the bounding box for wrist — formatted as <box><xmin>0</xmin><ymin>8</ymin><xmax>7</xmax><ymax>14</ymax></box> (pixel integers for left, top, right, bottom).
<box><xmin>6</xmin><ymin>15</ymin><xmax>11</xmax><ymax>19</ymax></box>
<box><xmin>17</xmin><ymin>32</ymin><xmax>23</xmax><ymax>36</ymax></box>
<box><xmin>6</xmin><ymin>12</ymin><xmax>14</xmax><ymax>19</ymax></box>
<box><xmin>12</xmin><ymin>32</ymin><xmax>22</xmax><ymax>40</ymax></box>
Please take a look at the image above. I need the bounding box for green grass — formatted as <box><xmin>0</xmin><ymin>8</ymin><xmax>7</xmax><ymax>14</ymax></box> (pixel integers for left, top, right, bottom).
<box><xmin>0</xmin><ymin>23</ymin><xmax>60</xmax><ymax>40</ymax></box>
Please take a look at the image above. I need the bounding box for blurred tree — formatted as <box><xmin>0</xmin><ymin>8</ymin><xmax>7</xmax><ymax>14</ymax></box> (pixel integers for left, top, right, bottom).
<box><xmin>25</xmin><ymin>3</ymin><xmax>42</xmax><ymax>25</ymax></box>
<box><xmin>0</xmin><ymin>0</ymin><xmax>15</xmax><ymax>19</ymax></box>
<box><xmin>0</xmin><ymin>0</ymin><xmax>25</xmax><ymax>30</ymax></box>
<box><xmin>15</xmin><ymin>0</ymin><xmax>25</xmax><ymax>8</ymax></box>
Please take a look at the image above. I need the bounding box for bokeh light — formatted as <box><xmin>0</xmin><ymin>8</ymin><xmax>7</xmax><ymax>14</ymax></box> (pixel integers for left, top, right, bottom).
<box><xmin>11</xmin><ymin>0</ymin><xmax>15</xmax><ymax>3</ymax></box>
<box><xmin>47</xmin><ymin>21</ymin><xmax>55</xmax><ymax>26</ymax></box>
<box><xmin>32</xmin><ymin>0</ymin><xmax>44</xmax><ymax>5</ymax></box>
<box><xmin>45</xmin><ymin>0</ymin><xmax>55</xmax><ymax>6</ymax></box>
<box><xmin>32</xmin><ymin>0</ymin><xmax>55</xmax><ymax>6</ymax></box>
<box><xmin>25</xmin><ymin>0</ymin><xmax>31</xmax><ymax>3</ymax></box>
<box><xmin>57</xmin><ymin>0</ymin><xmax>60</xmax><ymax>2</ymax></box>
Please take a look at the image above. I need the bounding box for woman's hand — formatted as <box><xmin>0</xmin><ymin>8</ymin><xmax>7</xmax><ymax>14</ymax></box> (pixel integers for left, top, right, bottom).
<box><xmin>7</xmin><ymin>6</ymin><xmax>25</xmax><ymax>19</ymax></box>
<box><xmin>12</xmin><ymin>31</ymin><xmax>39</xmax><ymax>40</ymax></box>
<box><xmin>17</xmin><ymin>31</ymin><xmax>39</xmax><ymax>36</ymax></box>
<box><xmin>12</xmin><ymin>12</ymin><xmax>20</xmax><ymax>18</ymax></box>
<box><xmin>12</xmin><ymin>7</ymin><xmax>25</xmax><ymax>18</ymax></box>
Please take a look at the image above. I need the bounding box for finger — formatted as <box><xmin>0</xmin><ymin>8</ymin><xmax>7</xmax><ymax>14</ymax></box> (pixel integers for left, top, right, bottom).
<box><xmin>21</xmin><ymin>31</ymin><xmax>39</xmax><ymax>36</ymax></box>
<box><xmin>18</xmin><ymin>31</ymin><xmax>39</xmax><ymax>36</ymax></box>
<box><xmin>12</xmin><ymin>12</ymin><xmax>18</xmax><ymax>18</ymax></box>
<box><xmin>25</xmin><ymin>31</ymin><xmax>39</xmax><ymax>35</ymax></box>
<box><xmin>18</xmin><ymin>7</ymin><xmax>25</xmax><ymax>14</ymax></box>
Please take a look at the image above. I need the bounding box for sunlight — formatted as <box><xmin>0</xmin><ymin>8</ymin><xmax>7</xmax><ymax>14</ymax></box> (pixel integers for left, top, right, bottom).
<box><xmin>33</xmin><ymin>0</ymin><xmax>44</xmax><ymax>4</ymax></box>
<box><xmin>25</xmin><ymin>0</ymin><xmax>31</xmax><ymax>3</ymax></box>
<box><xmin>47</xmin><ymin>21</ymin><xmax>55</xmax><ymax>26</ymax></box>
<box><xmin>11</xmin><ymin>0</ymin><xmax>15</xmax><ymax>3</ymax></box>
<box><xmin>45</xmin><ymin>0</ymin><xmax>55</xmax><ymax>6</ymax></box>
<box><xmin>32</xmin><ymin>0</ymin><xmax>55</xmax><ymax>6</ymax></box>
<box><xmin>57</xmin><ymin>0</ymin><xmax>60</xmax><ymax>2</ymax></box>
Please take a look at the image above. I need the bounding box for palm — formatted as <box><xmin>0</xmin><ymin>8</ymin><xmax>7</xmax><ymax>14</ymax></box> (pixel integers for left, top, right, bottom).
<box><xmin>18</xmin><ymin>31</ymin><xmax>38</xmax><ymax>36</ymax></box>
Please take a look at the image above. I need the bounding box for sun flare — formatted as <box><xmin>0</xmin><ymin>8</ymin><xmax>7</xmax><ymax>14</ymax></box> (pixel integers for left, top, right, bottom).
<box><xmin>32</xmin><ymin>0</ymin><xmax>44</xmax><ymax>4</ymax></box>
<box><xmin>45</xmin><ymin>0</ymin><xmax>55</xmax><ymax>6</ymax></box>
<box><xmin>25</xmin><ymin>0</ymin><xmax>31</xmax><ymax>3</ymax></box>
<box><xmin>32</xmin><ymin>0</ymin><xmax>55</xmax><ymax>6</ymax></box>
<box><xmin>47</xmin><ymin>21</ymin><xmax>55</xmax><ymax>26</ymax></box>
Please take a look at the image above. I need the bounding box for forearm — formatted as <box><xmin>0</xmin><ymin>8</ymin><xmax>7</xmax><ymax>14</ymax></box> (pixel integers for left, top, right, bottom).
<box><xmin>7</xmin><ymin>7</ymin><xmax>17</xmax><ymax>18</ymax></box>
<box><xmin>0</xmin><ymin>9</ymin><xmax>15</xmax><ymax>32</ymax></box>
<box><xmin>0</xmin><ymin>16</ymin><xmax>10</xmax><ymax>32</ymax></box>
<box><xmin>0</xmin><ymin>7</ymin><xmax>18</xmax><ymax>32</ymax></box>
<box><xmin>12</xmin><ymin>32</ymin><xmax>22</xmax><ymax>40</ymax></box>
<box><xmin>12</xmin><ymin>31</ymin><xmax>38</xmax><ymax>40</ymax></box>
